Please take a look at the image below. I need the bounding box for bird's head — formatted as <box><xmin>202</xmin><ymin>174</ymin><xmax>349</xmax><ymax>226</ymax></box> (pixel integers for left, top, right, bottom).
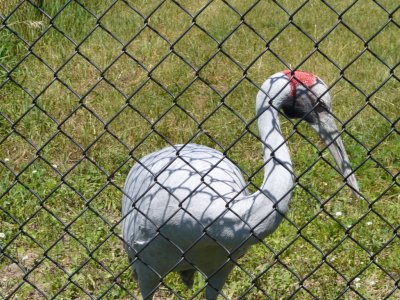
<box><xmin>257</xmin><ymin>70</ymin><xmax>360</xmax><ymax>197</ymax></box>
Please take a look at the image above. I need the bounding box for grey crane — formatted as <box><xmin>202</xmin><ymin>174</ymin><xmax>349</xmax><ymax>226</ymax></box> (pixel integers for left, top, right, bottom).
<box><xmin>121</xmin><ymin>70</ymin><xmax>360</xmax><ymax>299</ymax></box>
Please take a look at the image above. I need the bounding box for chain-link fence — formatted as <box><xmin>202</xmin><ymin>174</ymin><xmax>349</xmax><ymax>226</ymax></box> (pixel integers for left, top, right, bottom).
<box><xmin>1</xmin><ymin>0</ymin><xmax>399</xmax><ymax>299</ymax></box>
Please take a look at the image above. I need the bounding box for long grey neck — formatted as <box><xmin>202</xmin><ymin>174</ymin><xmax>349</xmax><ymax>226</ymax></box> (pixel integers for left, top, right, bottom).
<box><xmin>232</xmin><ymin>86</ymin><xmax>295</xmax><ymax>240</ymax></box>
<box><xmin>256</xmin><ymin>102</ymin><xmax>294</xmax><ymax>211</ymax></box>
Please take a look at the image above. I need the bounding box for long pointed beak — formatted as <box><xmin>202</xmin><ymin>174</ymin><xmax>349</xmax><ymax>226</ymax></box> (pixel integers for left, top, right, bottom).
<box><xmin>311</xmin><ymin>114</ymin><xmax>360</xmax><ymax>198</ymax></box>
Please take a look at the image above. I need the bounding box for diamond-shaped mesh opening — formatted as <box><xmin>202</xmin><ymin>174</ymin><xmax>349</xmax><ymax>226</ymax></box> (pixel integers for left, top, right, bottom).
<box><xmin>79</xmin><ymin>28</ymin><xmax>121</xmax><ymax>70</ymax></box>
<box><xmin>330</xmin><ymin>238</ymin><xmax>371</xmax><ymax>279</ymax></box>
<box><xmin>57</xmin><ymin>54</ymin><xmax>100</xmax><ymax>96</ymax></box>
<box><xmin>107</xmin><ymin>106</ymin><xmax>153</xmax><ymax>148</ymax></box>
<box><xmin>0</xmin><ymin>255</ymin><xmax>24</xmax><ymax>298</ymax></box>
<box><xmin>264</xmin><ymin>222</ymin><xmax>299</xmax><ymax>254</ymax></box>
<box><xmin>68</xmin><ymin>209</ymin><xmax>110</xmax><ymax>251</ymax></box>
<box><xmin>12</xmin><ymin>54</ymin><xmax>53</xmax><ymax>96</ymax></box>
<box><xmin>354</xmin><ymin>263</ymin><xmax>397</xmax><ymax>299</ymax></box>
<box><xmin>297</xmin><ymin>50</ymin><xmax>340</xmax><ymax>80</ymax></box>
<box><xmin>280</xmin><ymin>236</ymin><xmax>322</xmax><ymax>278</ymax></box>
<box><xmin>297</xmin><ymin>151</ymin><xmax>356</xmax><ymax>198</ymax></box>
<box><xmin>70</xmin><ymin>259</ymin><xmax>114</xmax><ymax>298</ymax></box>
<box><xmin>302</xmin><ymin>211</ymin><xmax>346</xmax><ymax>252</ymax></box>
<box><xmin>14</xmin><ymin>106</ymin><xmax>58</xmax><ymax>148</ymax></box>
<box><xmin>254</xmin><ymin>262</ymin><xmax>299</xmax><ymax>298</ymax></box>
<box><xmin>287</xmin><ymin>187</ymin><xmax>320</xmax><ymax>227</ymax></box>
<box><xmin>63</xmin><ymin>159</ymin><xmax>107</xmax><ymax>200</ymax></box>
<box><xmin>174</xmin><ymin>26</ymin><xmax>218</xmax><ymax>69</ymax></box>
<box><xmin>17</xmin><ymin>158</ymin><xmax>59</xmax><ymax>199</ymax></box>
<box><xmin>369</xmin><ymin>78</ymin><xmax>399</xmax><ymax>123</ymax></box>
<box><xmin>304</xmin><ymin>263</ymin><xmax>347</xmax><ymax>298</ymax></box>
<box><xmin>175</xmin><ymin>79</ymin><xmax>220</xmax><ymax>121</ymax></box>
<box><xmin>32</xmin><ymin>27</ymin><xmax>75</xmax><ymax>70</ymax></box>
<box><xmin>36</xmin><ymin>80</ymin><xmax>80</xmax><ymax>122</ymax></box>
<box><xmin>201</xmin><ymin>105</ymin><xmax>246</xmax><ymax>148</ymax></box>
<box><xmin>100</xmin><ymin>1</ymin><xmax>143</xmax><ymax>44</ymax></box>
<box><xmin>319</xmin><ymin>23</ymin><xmax>365</xmax><ymax>68</ymax></box>
<box><xmin>196</xmin><ymin>1</ymin><xmax>241</xmax><ymax>42</ymax></box>
<box><xmin>46</xmin><ymin>233</ymin><xmax>88</xmax><ymax>275</ymax></box>
<box><xmin>369</xmin><ymin>22</ymin><xmax>400</xmax><ymax>67</ymax></box>
<box><xmin>372</xmin><ymin>185</ymin><xmax>400</xmax><ymax>226</ymax></box>
<box><xmin>153</xmin><ymin>105</ymin><xmax>199</xmax><ymax>144</ymax></box>
<box><xmin>39</xmin><ymin>132</ymin><xmax>83</xmax><ymax>174</ymax></box>
<box><xmin>125</xmin><ymin>26</ymin><xmax>169</xmax><ymax>69</ymax></box>
<box><xmin>151</xmin><ymin>53</ymin><xmax>195</xmax><ymax>94</ymax></box>
<box><xmin>245</xmin><ymin>1</ymin><xmax>288</xmax><ymax>41</ymax></box>
<box><xmin>104</xmin><ymin>53</ymin><xmax>148</xmax><ymax>96</ymax></box>
<box><xmin>0</xmin><ymin>27</ymin><xmax>29</xmax><ymax>74</ymax></box>
<box><xmin>292</xmin><ymin>0</ymin><xmax>338</xmax><ymax>40</ymax></box>
<box><xmin>1</xmin><ymin>183</ymin><xmax>41</xmax><ymax>226</ymax></box>
<box><xmin>247</xmin><ymin>50</ymin><xmax>288</xmax><ymax>83</ymax></box>
<box><xmin>356</xmin><ymin>158</ymin><xmax>396</xmax><ymax>200</ymax></box>
<box><xmin>52</xmin><ymin>1</ymin><xmax>97</xmax><ymax>43</ymax></box>
<box><xmin>348</xmin><ymin>104</ymin><xmax>393</xmax><ymax>149</ymax></box>
<box><xmin>1</xmin><ymin>1</ymin><xmax>399</xmax><ymax>299</ymax></box>
<box><xmin>376</xmin><ymin>237</ymin><xmax>400</xmax><ymax>280</ymax></box>
<box><xmin>44</xmin><ymin>184</ymin><xmax>86</xmax><ymax>224</ymax></box>
<box><xmin>91</xmin><ymin>234</ymin><xmax>126</xmax><ymax>274</ymax></box>
<box><xmin>83</xmin><ymin>80</ymin><xmax>125</xmax><ymax>121</ymax></box>
<box><xmin>222</xmin><ymin>24</ymin><xmax>265</xmax><ymax>68</ymax></box>
<box><xmin>23</xmin><ymin>208</ymin><xmax>64</xmax><ymax>249</ymax></box>
<box><xmin>223</xmin><ymin>80</ymin><xmax>258</xmax><ymax>120</ymax></box>
<box><xmin>342</xmin><ymin>0</ymin><xmax>389</xmax><ymax>40</ymax></box>
<box><xmin>324</xmin><ymin>188</ymin><xmax>369</xmax><ymax>223</ymax></box>
<box><xmin>3</xmin><ymin>1</ymin><xmax>48</xmax><ymax>44</ymax></box>
<box><xmin>0</xmin><ymin>81</ymin><xmax>32</xmax><ymax>122</ymax></box>
<box><xmin>61</xmin><ymin>106</ymin><xmax>104</xmax><ymax>149</ymax></box>
<box><xmin>148</xmin><ymin>1</ymin><xmax>192</xmax><ymax>42</ymax></box>
<box><xmin>0</xmin><ymin>134</ymin><xmax>36</xmax><ymax>173</ymax></box>
<box><xmin>200</xmin><ymin>52</ymin><xmax>243</xmax><ymax>94</ymax></box>
<box><xmin>226</xmin><ymin>133</ymin><xmax>264</xmax><ymax>193</ymax></box>
<box><xmin>269</xmin><ymin>24</ymin><xmax>315</xmax><ymax>68</ymax></box>
<box><xmin>87</xmin><ymin>133</ymin><xmax>129</xmax><ymax>174</ymax></box>
<box><xmin>88</xmin><ymin>184</ymin><xmax>124</xmax><ymax>223</ymax></box>
<box><xmin>25</xmin><ymin>258</ymin><xmax>68</xmax><ymax>298</ymax></box>
<box><xmin>127</xmin><ymin>80</ymin><xmax>172</xmax><ymax>119</ymax></box>
<box><xmin>350</xmin><ymin>212</ymin><xmax>394</xmax><ymax>254</ymax></box>
<box><xmin>345</xmin><ymin>51</ymin><xmax>390</xmax><ymax>94</ymax></box>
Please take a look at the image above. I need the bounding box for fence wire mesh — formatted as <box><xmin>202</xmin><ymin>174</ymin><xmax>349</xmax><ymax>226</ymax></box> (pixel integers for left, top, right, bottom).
<box><xmin>0</xmin><ymin>0</ymin><xmax>399</xmax><ymax>299</ymax></box>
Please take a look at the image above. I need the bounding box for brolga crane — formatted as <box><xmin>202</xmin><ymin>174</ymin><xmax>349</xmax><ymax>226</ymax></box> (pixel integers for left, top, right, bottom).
<box><xmin>122</xmin><ymin>70</ymin><xmax>360</xmax><ymax>299</ymax></box>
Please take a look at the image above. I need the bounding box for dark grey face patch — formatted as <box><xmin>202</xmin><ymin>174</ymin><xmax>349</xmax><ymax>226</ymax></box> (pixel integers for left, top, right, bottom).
<box><xmin>281</xmin><ymin>88</ymin><xmax>328</xmax><ymax>124</ymax></box>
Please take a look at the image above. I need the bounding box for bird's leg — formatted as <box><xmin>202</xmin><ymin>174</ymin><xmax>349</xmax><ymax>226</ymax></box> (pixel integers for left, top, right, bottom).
<box><xmin>134</xmin><ymin>261</ymin><xmax>160</xmax><ymax>300</ymax></box>
<box><xmin>205</xmin><ymin>262</ymin><xmax>234</xmax><ymax>300</ymax></box>
<box><xmin>179</xmin><ymin>269</ymin><xmax>196</xmax><ymax>288</ymax></box>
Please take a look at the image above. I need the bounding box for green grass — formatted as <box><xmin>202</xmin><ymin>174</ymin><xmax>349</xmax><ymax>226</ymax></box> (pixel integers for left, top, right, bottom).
<box><xmin>0</xmin><ymin>0</ymin><xmax>399</xmax><ymax>299</ymax></box>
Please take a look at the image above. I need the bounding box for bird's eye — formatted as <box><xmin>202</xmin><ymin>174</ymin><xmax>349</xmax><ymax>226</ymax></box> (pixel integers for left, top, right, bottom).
<box><xmin>318</xmin><ymin>101</ymin><xmax>328</xmax><ymax>110</ymax></box>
